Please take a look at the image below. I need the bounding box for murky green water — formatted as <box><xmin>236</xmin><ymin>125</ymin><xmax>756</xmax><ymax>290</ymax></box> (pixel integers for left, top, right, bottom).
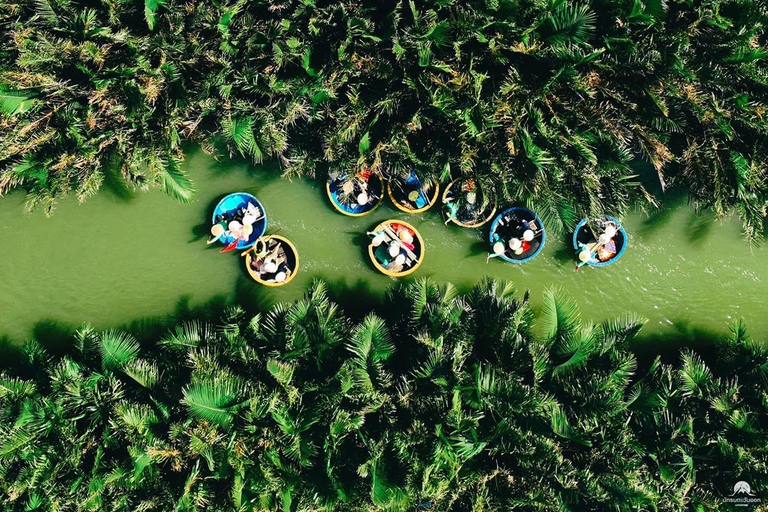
<box><xmin>1</xmin><ymin>148</ymin><xmax>765</xmax><ymax>346</ymax></box>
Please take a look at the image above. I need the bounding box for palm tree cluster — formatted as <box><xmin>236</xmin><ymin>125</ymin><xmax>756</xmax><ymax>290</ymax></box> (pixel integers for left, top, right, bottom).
<box><xmin>1</xmin><ymin>2</ymin><xmax>767</xmax><ymax>233</ymax></box>
<box><xmin>0</xmin><ymin>279</ymin><xmax>765</xmax><ymax>511</ymax></box>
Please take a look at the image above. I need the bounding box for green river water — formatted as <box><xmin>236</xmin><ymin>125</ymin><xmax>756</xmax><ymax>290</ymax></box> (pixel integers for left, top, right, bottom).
<box><xmin>1</xmin><ymin>148</ymin><xmax>766</xmax><ymax>348</ymax></box>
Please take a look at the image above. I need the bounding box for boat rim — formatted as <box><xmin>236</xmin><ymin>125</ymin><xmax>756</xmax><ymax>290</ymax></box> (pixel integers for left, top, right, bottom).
<box><xmin>245</xmin><ymin>235</ymin><xmax>300</xmax><ymax>286</ymax></box>
<box><xmin>387</xmin><ymin>175</ymin><xmax>440</xmax><ymax>214</ymax></box>
<box><xmin>326</xmin><ymin>172</ymin><xmax>384</xmax><ymax>217</ymax></box>
<box><xmin>572</xmin><ymin>215</ymin><xmax>628</xmax><ymax>267</ymax></box>
<box><xmin>368</xmin><ymin>219</ymin><xmax>425</xmax><ymax>277</ymax></box>
<box><xmin>212</xmin><ymin>192</ymin><xmax>267</xmax><ymax>250</ymax></box>
<box><xmin>488</xmin><ymin>206</ymin><xmax>547</xmax><ymax>264</ymax></box>
<box><xmin>442</xmin><ymin>179</ymin><xmax>497</xmax><ymax>228</ymax></box>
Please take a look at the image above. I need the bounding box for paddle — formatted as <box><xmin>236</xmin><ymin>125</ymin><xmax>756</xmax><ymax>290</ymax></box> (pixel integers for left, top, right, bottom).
<box><xmin>381</xmin><ymin>224</ymin><xmax>419</xmax><ymax>263</ymax></box>
<box><xmin>220</xmin><ymin>238</ymin><xmax>239</xmax><ymax>253</ymax></box>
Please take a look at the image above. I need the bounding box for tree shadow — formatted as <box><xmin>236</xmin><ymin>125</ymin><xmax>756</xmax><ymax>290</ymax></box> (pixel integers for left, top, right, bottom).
<box><xmin>0</xmin><ymin>335</ymin><xmax>23</xmax><ymax>369</ymax></box>
<box><xmin>551</xmin><ymin>233</ymin><xmax>576</xmax><ymax>264</ymax></box>
<box><xmin>684</xmin><ymin>209</ymin><xmax>717</xmax><ymax>246</ymax></box>
<box><xmin>323</xmin><ymin>276</ymin><xmax>384</xmax><ymax>321</ymax></box>
<box><xmin>118</xmin><ymin>293</ymin><xmax>235</xmax><ymax>344</ymax></box>
<box><xmin>466</xmin><ymin>239</ymin><xmax>488</xmax><ymax>258</ymax></box>
<box><xmin>31</xmin><ymin>319</ymin><xmax>78</xmax><ymax>356</ymax></box>
<box><xmin>101</xmin><ymin>164</ymin><xmax>137</xmax><ymax>203</ymax></box>
<box><xmin>233</xmin><ymin>274</ymin><xmax>276</xmax><ymax>315</ymax></box>
<box><xmin>631</xmin><ymin>319</ymin><xmax>721</xmax><ymax>367</ymax></box>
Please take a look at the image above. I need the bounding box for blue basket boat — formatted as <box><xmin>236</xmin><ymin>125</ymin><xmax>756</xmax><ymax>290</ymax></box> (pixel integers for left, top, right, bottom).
<box><xmin>488</xmin><ymin>207</ymin><xmax>546</xmax><ymax>263</ymax></box>
<box><xmin>211</xmin><ymin>192</ymin><xmax>267</xmax><ymax>250</ymax></box>
<box><xmin>327</xmin><ymin>170</ymin><xmax>384</xmax><ymax>216</ymax></box>
<box><xmin>387</xmin><ymin>170</ymin><xmax>440</xmax><ymax>214</ymax></box>
<box><xmin>572</xmin><ymin>215</ymin><xmax>627</xmax><ymax>267</ymax></box>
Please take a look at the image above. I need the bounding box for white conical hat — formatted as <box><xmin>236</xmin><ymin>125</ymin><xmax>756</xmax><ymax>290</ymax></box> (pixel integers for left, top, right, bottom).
<box><xmin>394</xmin><ymin>254</ymin><xmax>406</xmax><ymax>265</ymax></box>
<box><xmin>523</xmin><ymin>229</ymin><xmax>534</xmax><ymax>241</ymax></box>
<box><xmin>599</xmin><ymin>233</ymin><xmax>610</xmax><ymax>245</ymax></box>
<box><xmin>579</xmin><ymin>250</ymin><xmax>591</xmax><ymax>262</ymax></box>
<box><xmin>509</xmin><ymin>238</ymin><xmax>522</xmax><ymax>250</ymax></box>
<box><xmin>275</xmin><ymin>271</ymin><xmax>287</xmax><ymax>282</ymax></box>
<box><xmin>357</xmin><ymin>192</ymin><xmax>369</xmax><ymax>205</ymax></box>
<box><xmin>604</xmin><ymin>225</ymin><xmax>617</xmax><ymax>238</ymax></box>
<box><xmin>388</xmin><ymin>242</ymin><xmax>400</xmax><ymax>257</ymax></box>
<box><xmin>264</xmin><ymin>261</ymin><xmax>278</xmax><ymax>273</ymax></box>
<box><xmin>372</xmin><ymin>234</ymin><xmax>385</xmax><ymax>247</ymax></box>
<box><xmin>493</xmin><ymin>241</ymin><xmax>505</xmax><ymax>254</ymax></box>
<box><xmin>211</xmin><ymin>224</ymin><xmax>225</xmax><ymax>237</ymax></box>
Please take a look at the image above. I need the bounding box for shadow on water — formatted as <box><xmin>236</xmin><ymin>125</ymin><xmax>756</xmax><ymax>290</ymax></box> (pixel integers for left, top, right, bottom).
<box><xmin>684</xmin><ymin>209</ymin><xmax>717</xmax><ymax>246</ymax></box>
<box><xmin>200</xmin><ymin>148</ymin><xmax>283</xmax><ymax>188</ymax></box>
<box><xmin>32</xmin><ymin>319</ymin><xmax>78</xmax><ymax>356</ymax></box>
<box><xmin>551</xmin><ymin>232</ymin><xmax>576</xmax><ymax>264</ymax></box>
<box><xmin>0</xmin><ymin>335</ymin><xmax>23</xmax><ymax>368</ymax></box>
<box><xmin>635</xmin><ymin>185</ymin><xmax>691</xmax><ymax>240</ymax></box>
<box><xmin>466</xmin><ymin>239</ymin><xmax>488</xmax><ymax>258</ymax></box>
<box><xmin>323</xmin><ymin>276</ymin><xmax>384</xmax><ymax>321</ymax></box>
<box><xmin>190</xmin><ymin>193</ymin><xmax>230</xmax><ymax>243</ymax></box>
<box><xmin>234</xmin><ymin>274</ymin><xmax>276</xmax><ymax>315</ymax></box>
<box><xmin>631</xmin><ymin>319</ymin><xmax>723</xmax><ymax>366</ymax></box>
<box><xmin>351</xmin><ymin>231</ymin><xmax>385</xmax><ymax>274</ymax></box>
<box><xmin>101</xmin><ymin>164</ymin><xmax>137</xmax><ymax>204</ymax></box>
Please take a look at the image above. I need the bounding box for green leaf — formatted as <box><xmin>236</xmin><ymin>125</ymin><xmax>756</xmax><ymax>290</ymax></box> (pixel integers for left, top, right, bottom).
<box><xmin>359</xmin><ymin>132</ymin><xmax>371</xmax><ymax>154</ymax></box>
<box><xmin>158</xmin><ymin>156</ymin><xmax>196</xmax><ymax>203</ymax></box>
<box><xmin>183</xmin><ymin>381</ymin><xmax>244</xmax><ymax>428</ymax></box>
<box><xmin>540</xmin><ymin>3</ymin><xmax>596</xmax><ymax>45</ymax></box>
<box><xmin>144</xmin><ymin>0</ymin><xmax>163</xmax><ymax>31</ymax></box>
<box><xmin>302</xmin><ymin>48</ymin><xmax>317</xmax><ymax>77</ymax></box>
<box><xmin>98</xmin><ymin>331</ymin><xmax>140</xmax><ymax>371</ymax></box>
<box><xmin>222</xmin><ymin>116</ymin><xmax>264</xmax><ymax>162</ymax></box>
<box><xmin>0</xmin><ymin>89</ymin><xmax>38</xmax><ymax>116</ymax></box>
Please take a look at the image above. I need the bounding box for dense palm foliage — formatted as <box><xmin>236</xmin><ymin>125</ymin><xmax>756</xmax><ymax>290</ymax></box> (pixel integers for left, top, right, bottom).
<box><xmin>0</xmin><ymin>279</ymin><xmax>765</xmax><ymax>511</ymax></box>
<box><xmin>1</xmin><ymin>0</ymin><xmax>767</xmax><ymax>236</ymax></box>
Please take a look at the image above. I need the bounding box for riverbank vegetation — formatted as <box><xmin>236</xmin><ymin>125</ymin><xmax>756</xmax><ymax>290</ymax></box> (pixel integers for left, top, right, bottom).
<box><xmin>1</xmin><ymin>0</ymin><xmax>768</xmax><ymax>238</ymax></box>
<box><xmin>0</xmin><ymin>279</ymin><xmax>765</xmax><ymax>511</ymax></box>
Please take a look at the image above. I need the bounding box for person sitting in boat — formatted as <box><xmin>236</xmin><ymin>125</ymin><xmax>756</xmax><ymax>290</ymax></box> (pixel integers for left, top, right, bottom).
<box><xmin>597</xmin><ymin>236</ymin><xmax>617</xmax><ymax>262</ymax></box>
<box><xmin>597</xmin><ymin>223</ymin><xmax>618</xmax><ymax>262</ymax></box>
<box><xmin>443</xmin><ymin>197</ymin><xmax>460</xmax><ymax>225</ymax></box>
<box><xmin>575</xmin><ymin>241</ymin><xmax>598</xmax><ymax>271</ymax></box>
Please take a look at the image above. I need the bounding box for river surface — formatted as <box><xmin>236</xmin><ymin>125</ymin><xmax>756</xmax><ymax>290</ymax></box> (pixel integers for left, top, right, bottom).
<box><xmin>0</xmin><ymin>148</ymin><xmax>765</xmax><ymax>347</ymax></box>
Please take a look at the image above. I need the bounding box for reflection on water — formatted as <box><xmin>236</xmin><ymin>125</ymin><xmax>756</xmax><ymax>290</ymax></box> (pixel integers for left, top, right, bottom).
<box><xmin>0</xmin><ymin>148</ymin><xmax>765</xmax><ymax>346</ymax></box>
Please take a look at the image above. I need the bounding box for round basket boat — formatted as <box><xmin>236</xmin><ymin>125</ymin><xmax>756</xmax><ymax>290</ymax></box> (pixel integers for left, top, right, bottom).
<box><xmin>573</xmin><ymin>215</ymin><xmax>627</xmax><ymax>267</ymax></box>
<box><xmin>488</xmin><ymin>207</ymin><xmax>546</xmax><ymax>263</ymax></box>
<box><xmin>245</xmin><ymin>235</ymin><xmax>299</xmax><ymax>287</ymax></box>
<box><xmin>367</xmin><ymin>220</ymin><xmax>425</xmax><ymax>277</ymax></box>
<box><xmin>211</xmin><ymin>193</ymin><xmax>267</xmax><ymax>250</ymax></box>
<box><xmin>387</xmin><ymin>170</ymin><xmax>440</xmax><ymax>214</ymax></box>
<box><xmin>327</xmin><ymin>170</ymin><xmax>384</xmax><ymax>217</ymax></box>
<box><xmin>442</xmin><ymin>179</ymin><xmax>497</xmax><ymax>228</ymax></box>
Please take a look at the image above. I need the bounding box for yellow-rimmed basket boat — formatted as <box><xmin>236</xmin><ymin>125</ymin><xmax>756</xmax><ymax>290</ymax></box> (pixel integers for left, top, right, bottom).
<box><xmin>244</xmin><ymin>235</ymin><xmax>299</xmax><ymax>287</ymax></box>
<box><xmin>367</xmin><ymin>220</ymin><xmax>425</xmax><ymax>278</ymax></box>
<box><xmin>442</xmin><ymin>179</ymin><xmax>497</xmax><ymax>228</ymax></box>
<box><xmin>387</xmin><ymin>171</ymin><xmax>440</xmax><ymax>214</ymax></box>
<box><xmin>326</xmin><ymin>170</ymin><xmax>384</xmax><ymax>217</ymax></box>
